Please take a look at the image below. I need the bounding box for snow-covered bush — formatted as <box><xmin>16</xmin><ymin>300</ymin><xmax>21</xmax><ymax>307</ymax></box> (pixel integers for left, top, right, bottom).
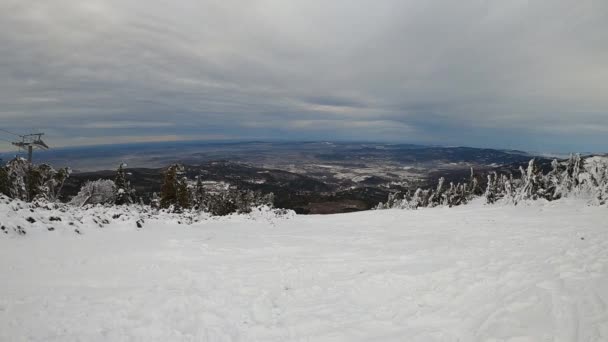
<box><xmin>248</xmin><ymin>205</ymin><xmax>296</xmax><ymax>221</ymax></box>
<box><xmin>378</xmin><ymin>168</ymin><xmax>481</xmax><ymax>209</ymax></box>
<box><xmin>70</xmin><ymin>179</ymin><xmax>117</xmax><ymax>207</ymax></box>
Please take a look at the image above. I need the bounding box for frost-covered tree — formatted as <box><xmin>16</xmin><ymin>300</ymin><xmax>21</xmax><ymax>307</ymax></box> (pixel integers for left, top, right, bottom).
<box><xmin>0</xmin><ymin>158</ymin><xmax>69</xmax><ymax>202</ymax></box>
<box><xmin>428</xmin><ymin>177</ymin><xmax>445</xmax><ymax>207</ymax></box>
<box><xmin>150</xmin><ymin>192</ymin><xmax>160</xmax><ymax>209</ymax></box>
<box><xmin>469</xmin><ymin>167</ymin><xmax>483</xmax><ymax>196</ymax></box>
<box><xmin>575</xmin><ymin>156</ymin><xmax>608</xmax><ymax>204</ymax></box>
<box><xmin>514</xmin><ymin>159</ymin><xmax>544</xmax><ymax>202</ymax></box>
<box><xmin>5</xmin><ymin>158</ymin><xmax>29</xmax><ymax>200</ymax></box>
<box><xmin>543</xmin><ymin>159</ymin><xmax>562</xmax><ymax>200</ymax></box>
<box><xmin>484</xmin><ymin>172</ymin><xmax>499</xmax><ymax>204</ymax></box>
<box><xmin>26</xmin><ymin>164</ymin><xmax>70</xmax><ymax>202</ymax></box>
<box><xmin>47</xmin><ymin>166</ymin><xmax>70</xmax><ymax>201</ymax></box>
<box><xmin>381</xmin><ymin>155</ymin><xmax>608</xmax><ymax>211</ymax></box>
<box><xmin>410</xmin><ymin>188</ymin><xmax>427</xmax><ymax>208</ymax></box>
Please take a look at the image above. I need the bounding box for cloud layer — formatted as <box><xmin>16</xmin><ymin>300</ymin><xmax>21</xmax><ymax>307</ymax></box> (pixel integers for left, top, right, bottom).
<box><xmin>1</xmin><ymin>0</ymin><xmax>607</xmax><ymax>152</ymax></box>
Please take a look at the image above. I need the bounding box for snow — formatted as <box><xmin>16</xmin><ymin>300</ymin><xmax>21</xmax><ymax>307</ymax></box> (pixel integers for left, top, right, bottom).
<box><xmin>1</xmin><ymin>199</ymin><xmax>608</xmax><ymax>341</ymax></box>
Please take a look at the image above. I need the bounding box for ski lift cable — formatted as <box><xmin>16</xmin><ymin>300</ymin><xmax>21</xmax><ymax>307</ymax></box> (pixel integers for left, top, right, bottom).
<box><xmin>0</xmin><ymin>136</ymin><xmax>15</xmax><ymax>144</ymax></box>
<box><xmin>0</xmin><ymin>138</ymin><xmax>18</xmax><ymax>154</ymax></box>
<box><xmin>0</xmin><ymin>128</ymin><xmax>21</xmax><ymax>137</ymax></box>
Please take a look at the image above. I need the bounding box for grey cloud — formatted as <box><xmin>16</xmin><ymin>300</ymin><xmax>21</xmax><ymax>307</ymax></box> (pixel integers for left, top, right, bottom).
<box><xmin>0</xmin><ymin>0</ymin><xmax>607</xmax><ymax>153</ymax></box>
<box><xmin>301</xmin><ymin>96</ymin><xmax>369</xmax><ymax>109</ymax></box>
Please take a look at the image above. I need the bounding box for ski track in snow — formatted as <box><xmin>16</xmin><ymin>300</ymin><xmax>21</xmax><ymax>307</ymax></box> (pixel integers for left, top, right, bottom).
<box><xmin>1</xmin><ymin>200</ymin><xmax>608</xmax><ymax>341</ymax></box>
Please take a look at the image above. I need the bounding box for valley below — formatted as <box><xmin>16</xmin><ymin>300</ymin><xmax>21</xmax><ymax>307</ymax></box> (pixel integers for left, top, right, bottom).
<box><xmin>47</xmin><ymin>142</ymin><xmax>550</xmax><ymax>214</ymax></box>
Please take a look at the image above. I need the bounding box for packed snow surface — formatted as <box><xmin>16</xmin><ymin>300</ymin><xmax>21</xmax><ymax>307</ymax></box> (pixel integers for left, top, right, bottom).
<box><xmin>1</xmin><ymin>200</ymin><xmax>608</xmax><ymax>341</ymax></box>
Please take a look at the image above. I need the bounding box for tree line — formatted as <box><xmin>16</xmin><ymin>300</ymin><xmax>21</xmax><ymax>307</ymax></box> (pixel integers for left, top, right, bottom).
<box><xmin>0</xmin><ymin>157</ymin><xmax>70</xmax><ymax>202</ymax></box>
<box><xmin>0</xmin><ymin>158</ymin><xmax>274</xmax><ymax>216</ymax></box>
<box><xmin>3</xmin><ymin>154</ymin><xmax>606</xmax><ymax>215</ymax></box>
<box><xmin>377</xmin><ymin>154</ymin><xmax>608</xmax><ymax>209</ymax></box>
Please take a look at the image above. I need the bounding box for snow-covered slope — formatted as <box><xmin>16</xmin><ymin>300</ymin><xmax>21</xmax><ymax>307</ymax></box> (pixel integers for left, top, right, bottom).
<box><xmin>1</xmin><ymin>199</ymin><xmax>607</xmax><ymax>341</ymax></box>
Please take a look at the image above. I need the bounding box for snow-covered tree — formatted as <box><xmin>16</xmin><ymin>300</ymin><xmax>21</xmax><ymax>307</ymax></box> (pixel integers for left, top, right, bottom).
<box><xmin>514</xmin><ymin>159</ymin><xmax>545</xmax><ymax>203</ymax></box>
<box><xmin>193</xmin><ymin>175</ymin><xmax>206</xmax><ymax>210</ymax></box>
<box><xmin>0</xmin><ymin>166</ymin><xmax>9</xmax><ymax>197</ymax></box>
<box><xmin>176</xmin><ymin>176</ymin><xmax>191</xmax><ymax>210</ymax></box>
<box><xmin>5</xmin><ymin>158</ymin><xmax>29</xmax><ymax>201</ymax></box>
<box><xmin>0</xmin><ymin>158</ymin><xmax>69</xmax><ymax>202</ymax></box>
<box><xmin>385</xmin><ymin>155</ymin><xmax>608</xmax><ymax>210</ymax></box>
<box><xmin>150</xmin><ymin>192</ymin><xmax>160</xmax><ymax>209</ymax></box>
<box><xmin>160</xmin><ymin>164</ymin><xmax>183</xmax><ymax>209</ymax></box>
<box><xmin>114</xmin><ymin>163</ymin><xmax>134</xmax><ymax>205</ymax></box>
<box><xmin>28</xmin><ymin>164</ymin><xmax>70</xmax><ymax>202</ymax></box>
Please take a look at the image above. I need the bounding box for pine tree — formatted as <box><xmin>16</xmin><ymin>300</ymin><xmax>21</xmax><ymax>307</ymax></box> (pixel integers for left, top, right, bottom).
<box><xmin>160</xmin><ymin>164</ymin><xmax>181</xmax><ymax>209</ymax></box>
<box><xmin>0</xmin><ymin>166</ymin><xmax>10</xmax><ymax>197</ymax></box>
<box><xmin>176</xmin><ymin>176</ymin><xmax>191</xmax><ymax>209</ymax></box>
<box><xmin>114</xmin><ymin>163</ymin><xmax>133</xmax><ymax>205</ymax></box>
<box><xmin>27</xmin><ymin>166</ymin><xmax>42</xmax><ymax>201</ymax></box>
<box><xmin>194</xmin><ymin>175</ymin><xmax>206</xmax><ymax>210</ymax></box>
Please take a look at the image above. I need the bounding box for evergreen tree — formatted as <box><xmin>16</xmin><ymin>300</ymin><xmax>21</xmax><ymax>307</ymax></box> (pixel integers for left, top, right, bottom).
<box><xmin>207</xmin><ymin>190</ymin><xmax>238</xmax><ymax>216</ymax></box>
<box><xmin>194</xmin><ymin>175</ymin><xmax>206</xmax><ymax>210</ymax></box>
<box><xmin>176</xmin><ymin>176</ymin><xmax>191</xmax><ymax>209</ymax></box>
<box><xmin>0</xmin><ymin>165</ymin><xmax>10</xmax><ymax>197</ymax></box>
<box><xmin>114</xmin><ymin>163</ymin><xmax>133</xmax><ymax>205</ymax></box>
<box><xmin>160</xmin><ymin>164</ymin><xmax>181</xmax><ymax>209</ymax></box>
<box><xmin>27</xmin><ymin>166</ymin><xmax>42</xmax><ymax>201</ymax></box>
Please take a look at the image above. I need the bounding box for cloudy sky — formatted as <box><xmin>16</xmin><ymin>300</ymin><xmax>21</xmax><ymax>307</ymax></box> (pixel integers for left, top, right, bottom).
<box><xmin>0</xmin><ymin>0</ymin><xmax>607</xmax><ymax>152</ymax></box>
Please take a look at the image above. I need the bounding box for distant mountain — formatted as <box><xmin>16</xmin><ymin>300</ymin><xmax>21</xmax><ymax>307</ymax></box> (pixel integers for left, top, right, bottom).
<box><xmin>0</xmin><ymin>141</ymin><xmax>543</xmax><ymax>172</ymax></box>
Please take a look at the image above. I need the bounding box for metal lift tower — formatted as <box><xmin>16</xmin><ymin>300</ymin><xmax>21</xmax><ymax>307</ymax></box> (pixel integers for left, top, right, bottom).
<box><xmin>12</xmin><ymin>133</ymin><xmax>49</xmax><ymax>163</ymax></box>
